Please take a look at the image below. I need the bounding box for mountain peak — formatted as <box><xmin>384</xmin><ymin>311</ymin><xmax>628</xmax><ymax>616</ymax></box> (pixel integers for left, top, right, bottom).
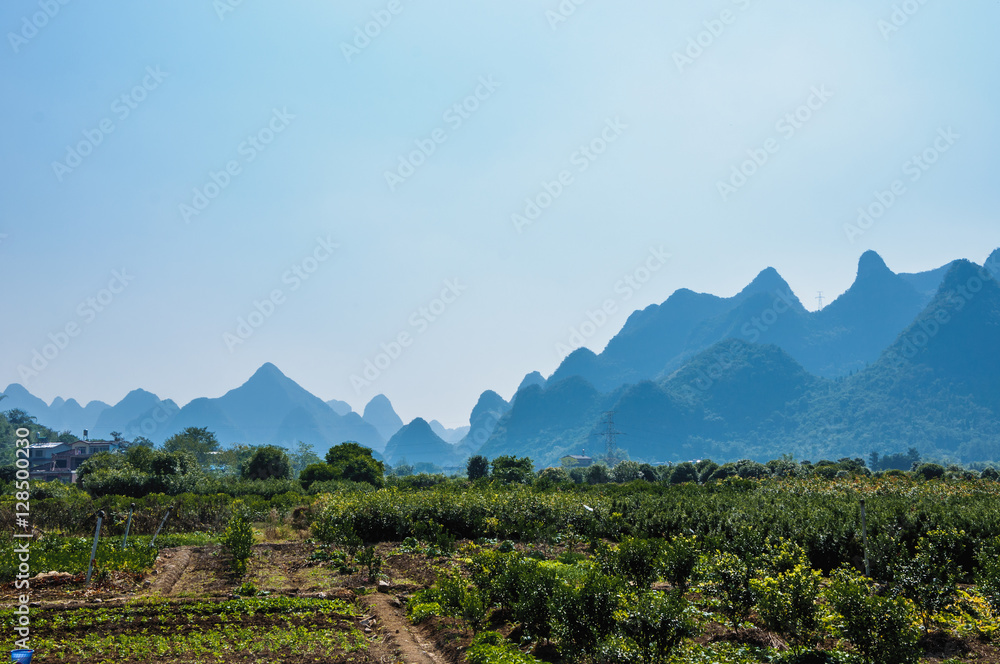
<box><xmin>250</xmin><ymin>362</ymin><xmax>286</xmax><ymax>381</ymax></box>
<box><xmin>404</xmin><ymin>417</ymin><xmax>431</xmax><ymax>432</ymax></box>
<box><xmin>363</xmin><ymin>394</ymin><xmax>404</xmax><ymax>442</ymax></box>
<box><xmin>857</xmin><ymin>250</ymin><xmax>893</xmax><ymax>281</ymax></box>
<box><xmin>517</xmin><ymin>371</ymin><xmax>547</xmax><ymax>393</ymax></box>
<box><xmin>737</xmin><ymin>267</ymin><xmax>793</xmax><ymax>299</ymax></box>
<box><xmin>986</xmin><ymin>248</ymin><xmax>1000</xmax><ymax>281</ymax></box>
<box><xmin>938</xmin><ymin>258</ymin><xmax>986</xmax><ymax>292</ymax></box>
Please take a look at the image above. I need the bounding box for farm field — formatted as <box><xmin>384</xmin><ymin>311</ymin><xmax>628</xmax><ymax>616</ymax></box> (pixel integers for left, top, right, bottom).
<box><xmin>4</xmin><ymin>475</ymin><xmax>1000</xmax><ymax>663</ymax></box>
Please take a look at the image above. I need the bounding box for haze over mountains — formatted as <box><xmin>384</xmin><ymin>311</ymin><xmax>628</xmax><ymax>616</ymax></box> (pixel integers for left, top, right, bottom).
<box><xmin>5</xmin><ymin>249</ymin><xmax>999</xmax><ymax>467</ymax></box>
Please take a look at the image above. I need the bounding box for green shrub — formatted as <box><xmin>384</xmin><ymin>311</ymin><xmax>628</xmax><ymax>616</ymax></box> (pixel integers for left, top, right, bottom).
<box><xmin>977</xmin><ymin>538</ymin><xmax>1000</xmax><ymax>612</ymax></box>
<box><xmin>611</xmin><ymin>590</ymin><xmax>696</xmax><ymax>664</ymax></box>
<box><xmin>221</xmin><ymin>502</ymin><xmax>255</xmax><ymax>577</ymax></box>
<box><xmin>659</xmin><ymin>534</ymin><xmax>700</xmax><ymax>593</ymax></box>
<box><xmin>893</xmin><ymin>527</ymin><xmax>962</xmax><ymax>630</ymax></box>
<box><xmin>408</xmin><ymin>601</ymin><xmax>443</xmax><ymax>624</ymax></box>
<box><xmin>549</xmin><ymin>570</ymin><xmax>623</xmax><ymax>659</ymax></box>
<box><xmin>235</xmin><ymin>581</ymin><xmax>258</xmax><ymax>596</ymax></box>
<box><xmin>751</xmin><ymin>564</ymin><xmax>821</xmax><ymax>653</ymax></box>
<box><xmin>600</xmin><ymin>537</ymin><xmax>664</xmax><ymax>588</ymax></box>
<box><xmin>826</xmin><ymin>565</ymin><xmax>919</xmax><ymax>664</ymax></box>
<box><xmin>702</xmin><ymin>551</ymin><xmax>758</xmax><ymax>630</ymax></box>
<box><xmin>356</xmin><ymin>545</ymin><xmax>383</xmax><ymax>583</ymax></box>
<box><xmin>914</xmin><ymin>463</ymin><xmax>945</xmax><ymax>480</ymax></box>
<box><xmin>466</xmin><ymin>632</ymin><xmax>544</xmax><ymax>664</ymax></box>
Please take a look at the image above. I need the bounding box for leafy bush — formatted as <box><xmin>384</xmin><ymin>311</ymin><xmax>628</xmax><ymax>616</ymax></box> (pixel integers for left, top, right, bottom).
<box><xmin>702</xmin><ymin>551</ymin><xmax>757</xmax><ymax>629</ymax></box>
<box><xmin>914</xmin><ymin>463</ymin><xmax>945</xmax><ymax>480</ymax></box>
<box><xmin>659</xmin><ymin>534</ymin><xmax>700</xmax><ymax>593</ymax></box>
<box><xmin>751</xmin><ymin>564</ymin><xmax>821</xmax><ymax>652</ymax></box>
<box><xmin>892</xmin><ymin>528</ymin><xmax>963</xmax><ymax>630</ymax></box>
<box><xmin>466</xmin><ymin>632</ymin><xmax>545</xmax><ymax>664</ymax></box>
<box><xmin>599</xmin><ymin>537</ymin><xmax>664</xmax><ymax>589</ymax></box>
<box><xmin>611</xmin><ymin>590</ymin><xmax>696</xmax><ymax>664</ymax></box>
<box><xmin>826</xmin><ymin>565</ymin><xmax>919</xmax><ymax>664</ymax></box>
<box><xmin>408</xmin><ymin>601</ymin><xmax>443</xmax><ymax>623</ymax></box>
<box><xmin>221</xmin><ymin>502</ymin><xmax>255</xmax><ymax>576</ymax></box>
<box><xmin>356</xmin><ymin>545</ymin><xmax>383</xmax><ymax>583</ymax></box>
<box><xmin>977</xmin><ymin>537</ymin><xmax>1000</xmax><ymax>612</ymax></box>
<box><xmin>549</xmin><ymin>569</ymin><xmax>623</xmax><ymax>659</ymax></box>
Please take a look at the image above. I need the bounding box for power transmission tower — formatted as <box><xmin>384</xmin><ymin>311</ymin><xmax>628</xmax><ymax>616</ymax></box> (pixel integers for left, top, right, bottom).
<box><xmin>816</xmin><ymin>291</ymin><xmax>824</xmax><ymax>310</ymax></box>
<box><xmin>599</xmin><ymin>411</ymin><xmax>624</xmax><ymax>461</ymax></box>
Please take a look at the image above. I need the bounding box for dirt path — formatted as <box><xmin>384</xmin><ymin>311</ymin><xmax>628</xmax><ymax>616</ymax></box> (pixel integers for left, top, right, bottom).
<box><xmin>363</xmin><ymin>592</ymin><xmax>445</xmax><ymax>664</ymax></box>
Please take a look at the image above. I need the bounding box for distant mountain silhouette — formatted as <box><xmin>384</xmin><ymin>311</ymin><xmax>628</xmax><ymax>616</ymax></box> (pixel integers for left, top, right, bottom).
<box><xmin>326</xmin><ymin>399</ymin><xmax>353</xmax><ymax>416</ymax></box>
<box><xmin>517</xmin><ymin>371</ymin><xmax>547</xmax><ymax>393</ymax></box>
<box><xmin>477</xmin><ymin>251</ymin><xmax>1000</xmax><ymax>466</ymax></box>
<box><xmin>362</xmin><ymin>395</ymin><xmax>404</xmax><ymax>448</ymax></box>
<box><xmin>429</xmin><ymin>420</ymin><xmax>470</xmax><ymax>444</ymax></box>
<box><xmin>1</xmin><ymin>384</ymin><xmax>109</xmax><ymax>434</ymax></box>
<box><xmin>92</xmin><ymin>389</ymin><xmax>167</xmax><ymax>437</ymax></box>
<box><xmin>126</xmin><ymin>363</ymin><xmax>384</xmax><ymax>456</ymax></box>
<box><xmin>458</xmin><ymin>390</ymin><xmax>511</xmax><ymax>453</ymax></box>
<box><xmin>383</xmin><ymin>418</ymin><xmax>461</xmax><ymax>466</ymax></box>
<box><xmin>8</xmin><ymin>249</ymin><xmax>998</xmax><ymax>469</ymax></box>
<box><xmin>539</xmin><ymin>251</ymin><xmax>945</xmax><ymax>392</ymax></box>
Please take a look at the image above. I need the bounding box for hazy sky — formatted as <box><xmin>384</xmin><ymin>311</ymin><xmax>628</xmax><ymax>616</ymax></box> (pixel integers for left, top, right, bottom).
<box><xmin>2</xmin><ymin>1</ymin><xmax>998</xmax><ymax>427</ymax></box>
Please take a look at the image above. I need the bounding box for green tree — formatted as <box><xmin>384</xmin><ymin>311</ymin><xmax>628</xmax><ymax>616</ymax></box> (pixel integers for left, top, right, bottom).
<box><xmin>611</xmin><ymin>460</ymin><xmax>643</xmax><ymax>483</ymax></box>
<box><xmin>4</xmin><ymin>409</ymin><xmax>36</xmax><ymax>427</ymax></box>
<box><xmin>289</xmin><ymin>441</ymin><xmax>321</xmax><ymax>476</ymax></box>
<box><xmin>668</xmin><ymin>462</ymin><xmax>698</xmax><ymax>484</ymax></box>
<box><xmin>325</xmin><ymin>441</ymin><xmax>385</xmax><ymax>486</ymax></box>
<box><xmin>240</xmin><ymin>445</ymin><xmax>291</xmax><ymax>480</ymax></box>
<box><xmin>163</xmin><ymin>427</ymin><xmax>219</xmax><ymax>465</ymax></box>
<box><xmin>299</xmin><ymin>462</ymin><xmax>337</xmax><ymax>489</ymax></box>
<box><xmin>490</xmin><ymin>455</ymin><xmax>533</xmax><ymax>484</ymax></box>
<box><xmin>466</xmin><ymin>454</ymin><xmax>489</xmax><ymax>480</ymax></box>
<box><xmin>585</xmin><ymin>463</ymin><xmax>610</xmax><ymax>485</ymax></box>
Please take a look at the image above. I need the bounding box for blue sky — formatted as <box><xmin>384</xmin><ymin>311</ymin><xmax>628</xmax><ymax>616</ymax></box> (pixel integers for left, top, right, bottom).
<box><xmin>2</xmin><ymin>0</ymin><xmax>998</xmax><ymax>427</ymax></box>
